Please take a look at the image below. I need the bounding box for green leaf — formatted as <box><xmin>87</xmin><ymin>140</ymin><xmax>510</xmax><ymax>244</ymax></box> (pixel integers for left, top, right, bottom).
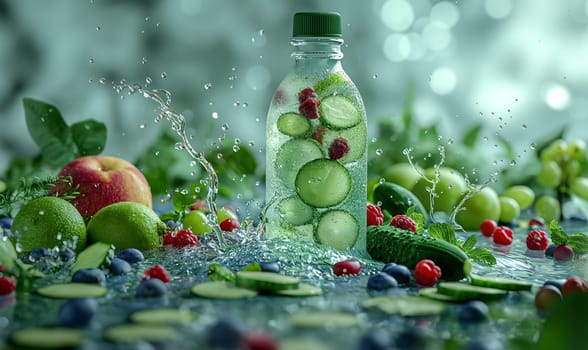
<box><xmin>468</xmin><ymin>247</ymin><xmax>497</xmax><ymax>265</ymax></box>
<box><xmin>70</xmin><ymin>119</ymin><xmax>107</xmax><ymax>156</ymax></box>
<box><xmin>461</xmin><ymin>234</ymin><xmax>478</xmax><ymax>253</ymax></box>
<box><xmin>461</xmin><ymin>124</ymin><xmax>482</xmax><ymax>148</ymax></box>
<box><xmin>207</xmin><ymin>263</ymin><xmax>235</xmax><ymax>282</ymax></box>
<box><xmin>427</xmin><ymin>223</ymin><xmax>457</xmax><ymax>245</ymax></box>
<box><xmin>241</xmin><ymin>262</ymin><xmax>262</xmax><ymax>272</ymax></box>
<box><xmin>406</xmin><ymin>207</ymin><xmax>424</xmax><ymax>234</ymax></box>
<box><xmin>548</xmin><ymin>220</ymin><xmax>568</xmax><ymax>245</ymax></box>
<box><xmin>172</xmin><ymin>189</ymin><xmax>198</xmax><ymax>212</ymax></box>
<box><xmin>567</xmin><ymin>233</ymin><xmax>588</xmax><ymax>254</ymax></box>
<box><xmin>23</xmin><ymin>98</ymin><xmax>76</xmax><ymax>167</ymax></box>
<box><xmin>159</xmin><ymin>211</ymin><xmax>180</xmax><ymax>223</ymax></box>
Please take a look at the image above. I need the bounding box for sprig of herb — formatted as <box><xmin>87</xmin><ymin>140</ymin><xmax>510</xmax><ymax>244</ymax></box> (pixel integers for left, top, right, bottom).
<box><xmin>549</xmin><ymin>220</ymin><xmax>588</xmax><ymax>254</ymax></box>
<box><xmin>428</xmin><ymin>222</ymin><xmax>496</xmax><ymax>265</ymax></box>
<box><xmin>0</xmin><ymin>176</ymin><xmax>79</xmax><ymax>216</ymax></box>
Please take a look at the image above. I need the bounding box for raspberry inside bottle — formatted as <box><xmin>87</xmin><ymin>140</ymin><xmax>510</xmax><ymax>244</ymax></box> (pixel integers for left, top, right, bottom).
<box><xmin>265</xmin><ymin>12</ymin><xmax>368</xmax><ymax>255</ymax></box>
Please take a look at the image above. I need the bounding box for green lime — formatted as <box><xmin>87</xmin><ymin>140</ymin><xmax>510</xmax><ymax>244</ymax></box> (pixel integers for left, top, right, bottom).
<box><xmin>87</xmin><ymin>201</ymin><xmax>166</xmax><ymax>250</ymax></box>
<box><xmin>11</xmin><ymin>196</ymin><xmax>87</xmax><ymax>253</ymax></box>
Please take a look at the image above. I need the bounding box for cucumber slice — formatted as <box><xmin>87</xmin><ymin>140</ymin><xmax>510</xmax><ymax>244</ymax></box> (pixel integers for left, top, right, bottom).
<box><xmin>190</xmin><ymin>281</ymin><xmax>258</xmax><ymax>300</ymax></box>
<box><xmin>322</xmin><ymin>121</ymin><xmax>367</xmax><ymax>164</ymax></box>
<box><xmin>361</xmin><ymin>295</ymin><xmax>446</xmax><ymax>316</ymax></box>
<box><xmin>314</xmin><ymin>210</ymin><xmax>359</xmax><ymax>251</ymax></box>
<box><xmin>289</xmin><ymin>311</ymin><xmax>359</xmax><ymax>328</ymax></box>
<box><xmin>281</xmin><ymin>338</ymin><xmax>330</xmax><ymax>350</ymax></box>
<box><xmin>71</xmin><ymin>242</ymin><xmax>115</xmax><ymax>275</ymax></box>
<box><xmin>437</xmin><ymin>282</ymin><xmax>508</xmax><ymax>301</ymax></box>
<box><xmin>275</xmin><ymin>283</ymin><xmax>323</xmax><ymax>297</ymax></box>
<box><xmin>104</xmin><ymin>324</ymin><xmax>177</xmax><ymax>343</ymax></box>
<box><xmin>276</xmin><ymin>139</ymin><xmax>324</xmax><ymax>189</ymax></box>
<box><xmin>277</xmin><ymin>112</ymin><xmax>311</xmax><ymax>137</ymax></box>
<box><xmin>277</xmin><ymin>196</ymin><xmax>314</xmax><ymax>226</ymax></box>
<box><xmin>235</xmin><ymin>271</ymin><xmax>299</xmax><ymax>292</ymax></box>
<box><xmin>10</xmin><ymin>327</ymin><xmax>85</xmax><ymax>349</ymax></box>
<box><xmin>470</xmin><ymin>274</ymin><xmax>533</xmax><ymax>291</ymax></box>
<box><xmin>418</xmin><ymin>287</ymin><xmax>462</xmax><ymax>302</ymax></box>
<box><xmin>314</xmin><ymin>72</ymin><xmax>350</xmax><ymax>97</ymax></box>
<box><xmin>36</xmin><ymin>283</ymin><xmax>108</xmax><ymax>299</ymax></box>
<box><xmin>129</xmin><ymin>308</ymin><xmax>198</xmax><ymax>325</ymax></box>
<box><xmin>295</xmin><ymin>159</ymin><xmax>351</xmax><ymax>208</ymax></box>
<box><xmin>319</xmin><ymin>95</ymin><xmax>361</xmax><ymax>130</ymax></box>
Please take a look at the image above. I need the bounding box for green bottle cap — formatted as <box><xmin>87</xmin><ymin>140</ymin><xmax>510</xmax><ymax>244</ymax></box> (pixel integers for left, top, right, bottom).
<box><xmin>292</xmin><ymin>12</ymin><xmax>342</xmax><ymax>38</ymax></box>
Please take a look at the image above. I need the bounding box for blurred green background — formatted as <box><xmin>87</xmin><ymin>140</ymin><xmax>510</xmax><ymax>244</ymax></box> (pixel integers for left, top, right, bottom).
<box><xmin>1</xmin><ymin>0</ymin><xmax>587</xmax><ymax>178</ymax></box>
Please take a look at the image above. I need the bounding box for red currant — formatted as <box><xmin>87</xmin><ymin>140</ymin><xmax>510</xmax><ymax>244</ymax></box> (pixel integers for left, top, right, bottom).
<box><xmin>492</xmin><ymin>226</ymin><xmax>513</xmax><ymax>245</ymax></box>
<box><xmin>332</xmin><ymin>259</ymin><xmax>362</xmax><ymax>276</ymax></box>
<box><xmin>389</xmin><ymin>214</ymin><xmax>417</xmax><ymax>233</ymax></box>
<box><xmin>143</xmin><ymin>264</ymin><xmax>171</xmax><ymax>284</ymax></box>
<box><xmin>562</xmin><ymin>276</ymin><xmax>587</xmax><ymax>297</ymax></box>
<box><xmin>413</xmin><ymin>259</ymin><xmax>442</xmax><ymax>287</ymax></box>
<box><xmin>526</xmin><ymin>229</ymin><xmax>549</xmax><ymax>251</ymax></box>
<box><xmin>297</xmin><ymin>87</ymin><xmax>317</xmax><ymax>103</ymax></box>
<box><xmin>366</xmin><ymin>204</ymin><xmax>384</xmax><ymax>226</ymax></box>
<box><xmin>479</xmin><ymin>219</ymin><xmax>497</xmax><ymax>237</ymax></box>
<box><xmin>0</xmin><ymin>276</ymin><xmax>16</xmax><ymax>296</ymax></box>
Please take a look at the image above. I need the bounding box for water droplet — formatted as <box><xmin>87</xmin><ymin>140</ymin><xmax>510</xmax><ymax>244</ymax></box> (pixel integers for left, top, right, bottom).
<box><xmin>56</xmin><ymin>233</ymin><xmax>62</xmax><ymax>240</ymax></box>
<box><xmin>141</xmin><ymin>56</ymin><xmax>148</xmax><ymax>64</ymax></box>
<box><xmin>231</xmin><ymin>66</ymin><xmax>237</xmax><ymax>71</ymax></box>
<box><xmin>232</xmin><ymin>145</ymin><xmax>240</xmax><ymax>152</ymax></box>
<box><xmin>234</xmin><ymin>138</ymin><xmax>241</xmax><ymax>145</ymax></box>
<box><xmin>160</xmin><ymin>71</ymin><xmax>168</xmax><ymax>79</ymax></box>
<box><xmin>96</xmin><ymin>26</ymin><xmax>101</xmax><ymax>31</ymax></box>
<box><xmin>378</xmin><ymin>178</ymin><xmax>386</xmax><ymax>184</ymax></box>
<box><xmin>155</xmin><ymin>151</ymin><xmax>160</xmax><ymax>156</ymax></box>
<box><xmin>145</xmin><ymin>76</ymin><xmax>152</xmax><ymax>85</ymax></box>
<box><xmin>242</xmin><ymin>102</ymin><xmax>248</xmax><ymax>108</ymax></box>
<box><xmin>145</xmin><ymin>16</ymin><xmax>150</xmax><ymax>22</ymax></box>
<box><xmin>522</xmin><ymin>124</ymin><xmax>527</xmax><ymax>129</ymax></box>
<box><xmin>483</xmin><ymin>136</ymin><xmax>488</xmax><ymax>142</ymax></box>
<box><xmin>233</xmin><ymin>101</ymin><xmax>240</xmax><ymax>107</ymax></box>
<box><xmin>248</xmin><ymin>141</ymin><xmax>255</xmax><ymax>147</ymax></box>
<box><xmin>510</xmin><ymin>160</ymin><xmax>517</xmax><ymax>166</ymax></box>
<box><xmin>375</xmin><ymin>148</ymin><xmax>383</xmax><ymax>156</ymax></box>
<box><xmin>447</xmin><ymin>138</ymin><xmax>454</xmax><ymax>145</ymax></box>
<box><xmin>211</xmin><ymin>112</ymin><xmax>219</xmax><ymax>120</ymax></box>
<box><xmin>38</xmin><ymin>210</ymin><xmax>45</xmax><ymax>215</ymax></box>
<box><xmin>258</xmin><ymin>29</ymin><xmax>264</xmax><ymax>36</ymax></box>
<box><xmin>530</xmin><ymin>143</ymin><xmax>536</xmax><ymax>149</ymax></box>
<box><xmin>204</xmin><ymin>82</ymin><xmax>212</xmax><ymax>90</ymax></box>
<box><xmin>89</xmin><ymin>58</ymin><xmax>95</xmax><ymax>64</ymax></box>
<box><xmin>221</xmin><ymin>123</ymin><xmax>230</xmax><ymax>131</ymax></box>
<box><xmin>139</xmin><ymin>124</ymin><xmax>145</xmax><ymax>129</ymax></box>
<box><xmin>216</xmin><ymin>153</ymin><xmax>223</xmax><ymax>159</ymax></box>
<box><xmin>372</xmin><ymin>74</ymin><xmax>378</xmax><ymax>79</ymax></box>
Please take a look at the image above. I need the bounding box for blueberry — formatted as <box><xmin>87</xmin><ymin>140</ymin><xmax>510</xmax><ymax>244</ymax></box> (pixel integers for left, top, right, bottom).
<box><xmin>206</xmin><ymin>319</ymin><xmax>245</xmax><ymax>349</ymax></box>
<box><xmin>115</xmin><ymin>248</ymin><xmax>144</xmax><ymax>264</ymax></box>
<box><xmin>166</xmin><ymin>220</ymin><xmax>176</xmax><ymax>229</ymax></box>
<box><xmin>71</xmin><ymin>268</ymin><xmax>106</xmax><ymax>285</ymax></box>
<box><xmin>59</xmin><ymin>248</ymin><xmax>75</xmax><ymax>262</ymax></box>
<box><xmin>545</xmin><ymin>244</ymin><xmax>556</xmax><ymax>257</ymax></box>
<box><xmin>458</xmin><ymin>300</ymin><xmax>489</xmax><ymax>323</ymax></box>
<box><xmin>136</xmin><ymin>278</ymin><xmax>167</xmax><ymax>297</ymax></box>
<box><xmin>357</xmin><ymin>329</ymin><xmax>391</xmax><ymax>350</ymax></box>
<box><xmin>28</xmin><ymin>247</ymin><xmax>52</xmax><ymax>261</ymax></box>
<box><xmin>258</xmin><ymin>261</ymin><xmax>280</xmax><ymax>274</ymax></box>
<box><xmin>543</xmin><ymin>279</ymin><xmax>566</xmax><ymax>291</ymax></box>
<box><xmin>395</xmin><ymin>327</ymin><xmax>433</xmax><ymax>349</ymax></box>
<box><xmin>0</xmin><ymin>217</ymin><xmax>12</xmax><ymax>229</ymax></box>
<box><xmin>109</xmin><ymin>257</ymin><xmax>131</xmax><ymax>276</ymax></box>
<box><xmin>367</xmin><ymin>272</ymin><xmax>398</xmax><ymax>290</ymax></box>
<box><xmin>382</xmin><ymin>264</ymin><xmax>411</xmax><ymax>285</ymax></box>
<box><xmin>58</xmin><ymin>298</ymin><xmax>98</xmax><ymax>328</ymax></box>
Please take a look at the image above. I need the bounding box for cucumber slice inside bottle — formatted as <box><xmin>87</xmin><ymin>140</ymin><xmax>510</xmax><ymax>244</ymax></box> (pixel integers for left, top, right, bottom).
<box><xmin>276</xmin><ymin>139</ymin><xmax>324</xmax><ymax>189</ymax></box>
<box><xmin>322</xmin><ymin>121</ymin><xmax>367</xmax><ymax>164</ymax></box>
<box><xmin>470</xmin><ymin>274</ymin><xmax>533</xmax><ymax>291</ymax></box>
<box><xmin>277</xmin><ymin>112</ymin><xmax>311</xmax><ymax>137</ymax></box>
<box><xmin>319</xmin><ymin>95</ymin><xmax>361</xmax><ymax>130</ymax></box>
<box><xmin>277</xmin><ymin>196</ymin><xmax>315</xmax><ymax>226</ymax></box>
<box><xmin>235</xmin><ymin>271</ymin><xmax>299</xmax><ymax>292</ymax></box>
<box><xmin>10</xmin><ymin>327</ymin><xmax>86</xmax><ymax>349</ymax></box>
<box><xmin>36</xmin><ymin>283</ymin><xmax>108</xmax><ymax>299</ymax></box>
<box><xmin>314</xmin><ymin>210</ymin><xmax>359</xmax><ymax>251</ymax></box>
<box><xmin>437</xmin><ymin>282</ymin><xmax>508</xmax><ymax>301</ymax></box>
<box><xmin>295</xmin><ymin>159</ymin><xmax>351</xmax><ymax>208</ymax></box>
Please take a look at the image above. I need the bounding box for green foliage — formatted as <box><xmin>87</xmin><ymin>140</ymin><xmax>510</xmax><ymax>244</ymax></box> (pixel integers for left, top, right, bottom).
<box><xmin>207</xmin><ymin>262</ymin><xmax>236</xmax><ymax>282</ymax></box>
<box><xmin>427</xmin><ymin>222</ymin><xmax>496</xmax><ymax>265</ymax></box>
<box><xmin>548</xmin><ymin>219</ymin><xmax>588</xmax><ymax>254</ymax></box>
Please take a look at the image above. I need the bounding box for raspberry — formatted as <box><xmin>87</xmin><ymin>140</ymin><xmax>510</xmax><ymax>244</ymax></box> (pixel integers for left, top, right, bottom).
<box><xmin>163</xmin><ymin>229</ymin><xmax>199</xmax><ymax>248</ymax></box>
<box><xmin>297</xmin><ymin>87</ymin><xmax>317</xmax><ymax>103</ymax></box>
<box><xmin>390</xmin><ymin>214</ymin><xmax>417</xmax><ymax>233</ymax></box>
<box><xmin>526</xmin><ymin>229</ymin><xmax>548</xmax><ymax>251</ymax></box>
<box><xmin>328</xmin><ymin>137</ymin><xmax>350</xmax><ymax>160</ymax></box>
<box><xmin>0</xmin><ymin>276</ymin><xmax>16</xmax><ymax>296</ymax></box>
<box><xmin>220</xmin><ymin>218</ymin><xmax>241</xmax><ymax>232</ymax></box>
<box><xmin>142</xmin><ymin>264</ymin><xmax>171</xmax><ymax>283</ymax></box>
<box><xmin>492</xmin><ymin>226</ymin><xmax>513</xmax><ymax>245</ymax></box>
<box><xmin>298</xmin><ymin>98</ymin><xmax>321</xmax><ymax>119</ymax></box>
<box><xmin>414</xmin><ymin>259</ymin><xmax>442</xmax><ymax>287</ymax></box>
<box><xmin>366</xmin><ymin>204</ymin><xmax>384</xmax><ymax>226</ymax></box>
<box><xmin>311</xmin><ymin>125</ymin><xmax>326</xmax><ymax>144</ymax></box>
<box><xmin>479</xmin><ymin>219</ymin><xmax>497</xmax><ymax>237</ymax></box>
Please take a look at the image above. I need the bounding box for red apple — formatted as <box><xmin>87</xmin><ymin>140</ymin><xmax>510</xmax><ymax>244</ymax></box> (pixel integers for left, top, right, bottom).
<box><xmin>49</xmin><ymin>155</ymin><xmax>152</xmax><ymax>219</ymax></box>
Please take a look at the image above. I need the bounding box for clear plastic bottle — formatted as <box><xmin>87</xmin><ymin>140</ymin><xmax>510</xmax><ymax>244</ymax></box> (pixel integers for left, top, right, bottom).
<box><xmin>265</xmin><ymin>12</ymin><xmax>368</xmax><ymax>256</ymax></box>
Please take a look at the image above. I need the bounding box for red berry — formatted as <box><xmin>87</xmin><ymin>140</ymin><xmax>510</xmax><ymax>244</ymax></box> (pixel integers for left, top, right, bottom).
<box><xmin>0</xmin><ymin>276</ymin><xmax>16</xmax><ymax>296</ymax></box>
<box><xmin>562</xmin><ymin>276</ymin><xmax>588</xmax><ymax>296</ymax></box>
<box><xmin>479</xmin><ymin>219</ymin><xmax>497</xmax><ymax>237</ymax></box>
<box><xmin>220</xmin><ymin>218</ymin><xmax>241</xmax><ymax>232</ymax></box>
<box><xmin>0</xmin><ymin>265</ymin><xmax>5</xmax><ymax>273</ymax></box>
<box><xmin>389</xmin><ymin>214</ymin><xmax>417</xmax><ymax>233</ymax></box>
<box><xmin>297</xmin><ymin>87</ymin><xmax>317</xmax><ymax>103</ymax></box>
<box><xmin>492</xmin><ymin>226</ymin><xmax>513</xmax><ymax>245</ymax></box>
<box><xmin>366</xmin><ymin>204</ymin><xmax>384</xmax><ymax>226</ymax></box>
<box><xmin>163</xmin><ymin>229</ymin><xmax>199</xmax><ymax>248</ymax></box>
<box><xmin>528</xmin><ymin>217</ymin><xmax>545</xmax><ymax>228</ymax></box>
<box><xmin>190</xmin><ymin>200</ymin><xmax>209</xmax><ymax>213</ymax></box>
<box><xmin>553</xmin><ymin>244</ymin><xmax>574</xmax><ymax>261</ymax></box>
<box><xmin>310</xmin><ymin>125</ymin><xmax>326</xmax><ymax>144</ymax></box>
<box><xmin>243</xmin><ymin>330</ymin><xmax>279</xmax><ymax>350</ymax></box>
<box><xmin>414</xmin><ymin>259</ymin><xmax>442</xmax><ymax>287</ymax></box>
<box><xmin>332</xmin><ymin>259</ymin><xmax>362</xmax><ymax>276</ymax></box>
<box><xmin>328</xmin><ymin>137</ymin><xmax>350</xmax><ymax>160</ymax></box>
<box><xmin>298</xmin><ymin>98</ymin><xmax>321</xmax><ymax>119</ymax></box>
<box><xmin>535</xmin><ymin>285</ymin><xmax>563</xmax><ymax>312</ymax></box>
<box><xmin>526</xmin><ymin>229</ymin><xmax>549</xmax><ymax>251</ymax></box>
<box><xmin>143</xmin><ymin>264</ymin><xmax>171</xmax><ymax>283</ymax></box>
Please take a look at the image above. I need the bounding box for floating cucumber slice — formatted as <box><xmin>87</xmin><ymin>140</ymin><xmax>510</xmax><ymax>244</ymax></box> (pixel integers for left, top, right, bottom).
<box><xmin>437</xmin><ymin>282</ymin><xmax>508</xmax><ymax>301</ymax></box>
<box><xmin>276</xmin><ymin>139</ymin><xmax>324</xmax><ymax>189</ymax></box>
<box><xmin>10</xmin><ymin>327</ymin><xmax>86</xmax><ymax>349</ymax></box>
<box><xmin>361</xmin><ymin>295</ymin><xmax>446</xmax><ymax>316</ymax></box>
<box><xmin>275</xmin><ymin>283</ymin><xmax>323</xmax><ymax>297</ymax></box>
<box><xmin>314</xmin><ymin>210</ymin><xmax>359</xmax><ymax>251</ymax></box>
<box><xmin>295</xmin><ymin>159</ymin><xmax>351</xmax><ymax>208</ymax></box>
<box><xmin>470</xmin><ymin>274</ymin><xmax>533</xmax><ymax>291</ymax></box>
<box><xmin>36</xmin><ymin>283</ymin><xmax>108</xmax><ymax>299</ymax></box>
<box><xmin>322</xmin><ymin>121</ymin><xmax>367</xmax><ymax>164</ymax></box>
<box><xmin>277</xmin><ymin>196</ymin><xmax>314</xmax><ymax>226</ymax></box>
<box><xmin>235</xmin><ymin>271</ymin><xmax>299</xmax><ymax>292</ymax></box>
<box><xmin>190</xmin><ymin>281</ymin><xmax>258</xmax><ymax>299</ymax></box>
<box><xmin>104</xmin><ymin>324</ymin><xmax>177</xmax><ymax>343</ymax></box>
<box><xmin>277</xmin><ymin>112</ymin><xmax>311</xmax><ymax>137</ymax></box>
<box><xmin>319</xmin><ymin>95</ymin><xmax>361</xmax><ymax>130</ymax></box>
<box><xmin>418</xmin><ymin>288</ymin><xmax>462</xmax><ymax>302</ymax></box>
<box><xmin>281</xmin><ymin>338</ymin><xmax>330</xmax><ymax>350</ymax></box>
<box><xmin>71</xmin><ymin>242</ymin><xmax>115</xmax><ymax>275</ymax></box>
<box><xmin>289</xmin><ymin>311</ymin><xmax>359</xmax><ymax>328</ymax></box>
<box><xmin>129</xmin><ymin>308</ymin><xmax>198</xmax><ymax>325</ymax></box>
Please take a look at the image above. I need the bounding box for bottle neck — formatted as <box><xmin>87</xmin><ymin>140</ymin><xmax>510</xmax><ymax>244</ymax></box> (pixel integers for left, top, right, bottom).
<box><xmin>290</xmin><ymin>37</ymin><xmax>344</xmax><ymax>72</ymax></box>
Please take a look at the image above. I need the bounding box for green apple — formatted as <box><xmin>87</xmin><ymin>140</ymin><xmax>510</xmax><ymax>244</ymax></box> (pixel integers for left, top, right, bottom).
<box><xmin>217</xmin><ymin>206</ymin><xmax>238</xmax><ymax>224</ymax></box>
<box><xmin>455</xmin><ymin>187</ymin><xmax>501</xmax><ymax>231</ymax></box>
<box><xmin>498</xmin><ymin>196</ymin><xmax>520</xmax><ymax>223</ymax></box>
<box><xmin>182</xmin><ymin>210</ymin><xmax>212</xmax><ymax>234</ymax></box>
<box><xmin>411</xmin><ymin>167</ymin><xmax>468</xmax><ymax>214</ymax></box>
<box><xmin>383</xmin><ymin>162</ymin><xmax>423</xmax><ymax>191</ymax></box>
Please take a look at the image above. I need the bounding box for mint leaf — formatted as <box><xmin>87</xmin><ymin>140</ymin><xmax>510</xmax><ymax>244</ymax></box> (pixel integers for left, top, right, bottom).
<box><xmin>427</xmin><ymin>223</ymin><xmax>457</xmax><ymax>245</ymax></box>
<box><xmin>207</xmin><ymin>263</ymin><xmax>235</xmax><ymax>282</ymax></box>
<box><xmin>567</xmin><ymin>233</ymin><xmax>588</xmax><ymax>254</ymax></box>
<box><xmin>71</xmin><ymin>119</ymin><xmax>106</xmax><ymax>156</ymax></box>
<box><xmin>241</xmin><ymin>262</ymin><xmax>262</xmax><ymax>272</ymax></box>
<box><xmin>468</xmin><ymin>247</ymin><xmax>497</xmax><ymax>265</ymax></box>
<box><xmin>461</xmin><ymin>234</ymin><xmax>478</xmax><ymax>253</ymax></box>
<box><xmin>549</xmin><ymin>220</ymin><xmax>568</xmax><ymax>245</ymax></box>
<box><xmin>406</xmin><ymin>207</ymin><xmax>424</xmax><ymax>234</ymax></box>
<box><xmin>23</xmin><ymin>98</ymin><xmax>76</xmax><ymax>166</ymax></box>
